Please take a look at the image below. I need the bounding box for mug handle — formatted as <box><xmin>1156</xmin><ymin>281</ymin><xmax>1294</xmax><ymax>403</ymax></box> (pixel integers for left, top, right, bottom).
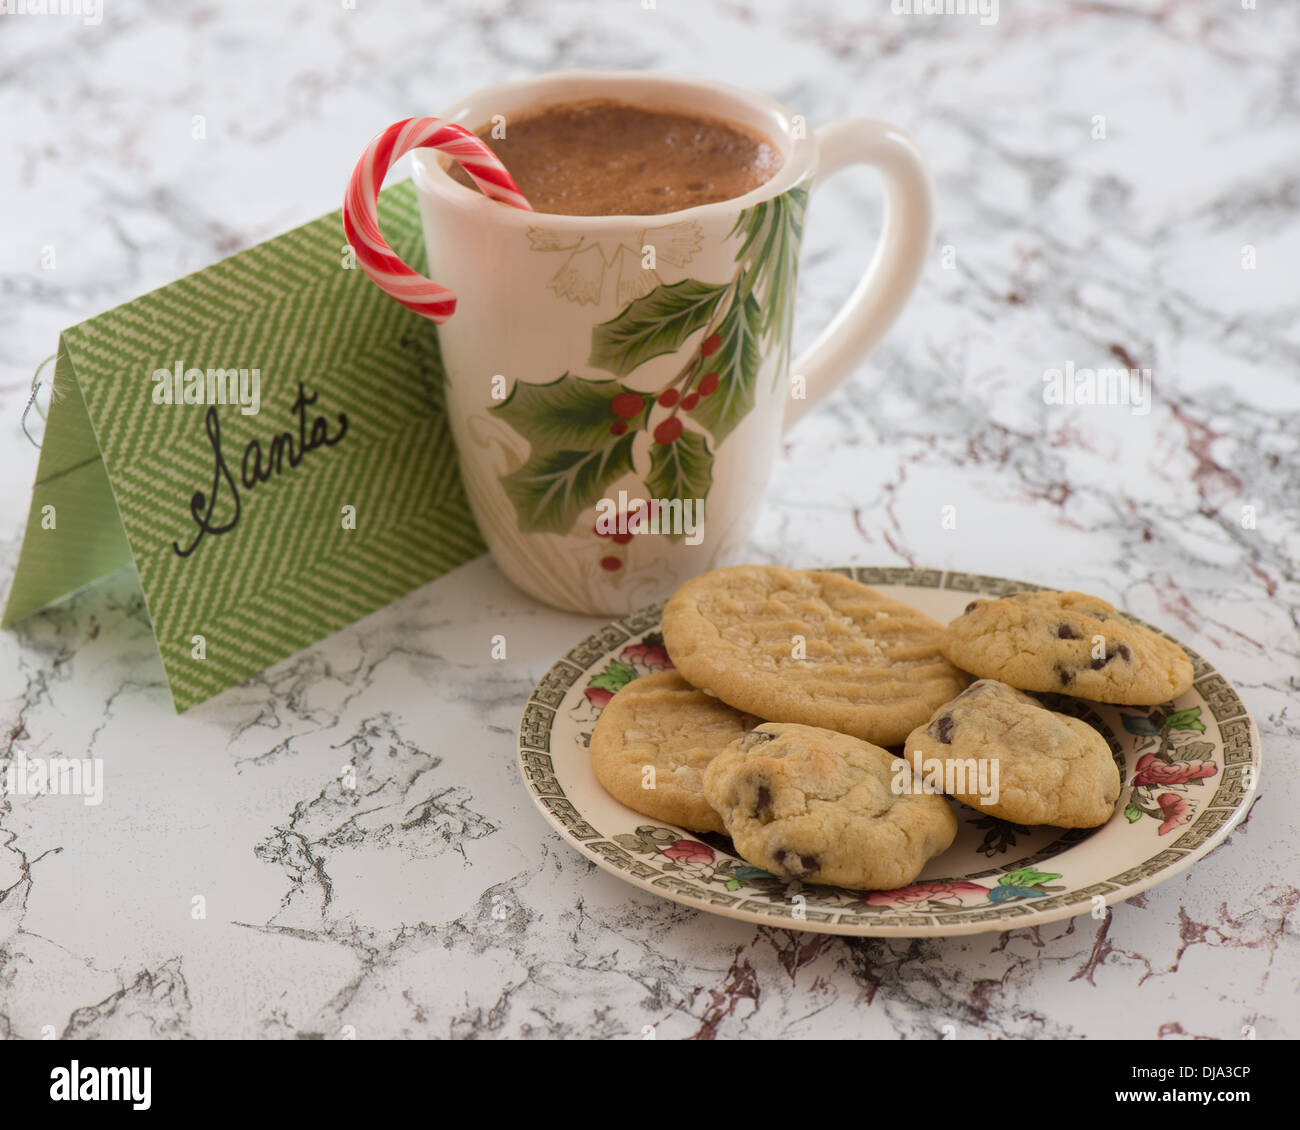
<box><xmin>783</xmin><ymin>119</ymin><xmax>933</xmax><ymax>430</ymax></box>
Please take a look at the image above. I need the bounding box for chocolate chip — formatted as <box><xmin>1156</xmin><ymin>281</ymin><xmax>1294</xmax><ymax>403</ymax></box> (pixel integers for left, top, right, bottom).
<box><xmin>754</xmin><ymin>783</ymin><xmax>773</xmax><ymax>822</ymax></box>
<box><xmin>929</xmin><ymin>714</ymin><xmax>955</xmax><ymax>744</ymax></box>
<box><xmin>964</xmin><ymin>601</ymin><xmax>980</xmax><ymax>614</ymax></box>
<box><xmin>777</xmin><ymin>849</ymin><xmax>820</xmax><ymax>878</ymax></box>
<box><xmin>1056</xmin><ymin>664</ymin><xmax>1074</xmax><ymax>687</ymax></box>
<box><xmin>1091</xmin><ymin>643</ymin><xmax>1129</xmax><ymax>669</ymax></box>
<box><xmin>740</xmin><ymin>729</ymin><xmax>777</xmax><ymax>751</ymax></box>
<box><xmin>1057</xmin><ymin>623</ymin><xmax>1077</xmax><ymax>639</ymax></box>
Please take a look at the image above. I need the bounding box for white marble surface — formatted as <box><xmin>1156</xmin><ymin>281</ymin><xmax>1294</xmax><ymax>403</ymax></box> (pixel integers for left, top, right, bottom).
<box><xmin>2</xmin><ymin>0</ymin><xmax>1298</xmax><ymax>1039</ymax></box>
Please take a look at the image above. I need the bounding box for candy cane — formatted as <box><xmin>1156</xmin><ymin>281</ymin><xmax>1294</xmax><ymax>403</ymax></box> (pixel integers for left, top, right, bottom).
<box><xmin>343</xmin><ymin>117</ymin><xmax>532</xmax><ymax>323</ymax></box>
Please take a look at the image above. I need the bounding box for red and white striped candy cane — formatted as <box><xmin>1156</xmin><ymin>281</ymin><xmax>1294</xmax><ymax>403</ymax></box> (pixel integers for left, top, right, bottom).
<box><xmin>344</xmin><ymin>117</ymin><xmax>532</xmax><ymax>323</ymax></box>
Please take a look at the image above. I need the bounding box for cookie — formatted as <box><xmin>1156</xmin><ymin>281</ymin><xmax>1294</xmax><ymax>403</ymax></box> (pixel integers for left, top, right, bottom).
<box><xmin>942</xmin><ymin>590</ymin><xmax>1194</xmax><ymax>705</ymax></box>
<box><xmin>903</xmin><ymin>679</ymin><xmax>1121</xmax><ymax>827</ymax></box>
<box><xmin>662</xmin><ymin>566</ymin><xmax>971</xmax><ymax>747</ymax></box>
<box><xmin>589</xmin><ymin>671</ymin><xmax>761</xmax><ymax>834</ymax></box>
<box><xmin>703</xmin><ymin>722</ymin><xmax>958</xmax><ymax>890</ymax></box>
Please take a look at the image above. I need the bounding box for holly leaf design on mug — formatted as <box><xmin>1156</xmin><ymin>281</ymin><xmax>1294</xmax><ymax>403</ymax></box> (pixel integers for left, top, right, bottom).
<box><xmin>588</xmin><ymin>279</ymin><xmax>729</xmax><ymax>377</ymax></box>
<box><xmin>687</xmin><ymin>290</ymin><xmax>763</xmax><ymax>443</ymax></box>
<box><xmin>733</xmin><ymin>187</ymin><xmax>806</xmax><ymax>347</ymax></box>
<box><xmin>493</xmin><ymin>186</ymin><xmax>809</xmax><ymax>545</ymax></box>
<box><xmin>492</xmin><ymin>372</ymin><xmax>650</xmax><ymax>452</ymax></box>
<box><xmin>492</xmin><ymin>373</ymin><xmax>652</xmax><ymax>533</ymax></box>
<box><xmin>645</xmin><ymin>429</ymin><xmax>714</xmax><ymax>541</ymax></box>
<box><xmin>501</xmin><ymin>431</ymin><xmax>640</xmax><ymax>535</ymax></box>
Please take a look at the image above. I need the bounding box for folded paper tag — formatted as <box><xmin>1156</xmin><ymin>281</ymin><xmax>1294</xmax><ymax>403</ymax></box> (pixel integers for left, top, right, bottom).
<box><xmin>2</xmin><ymin>181</ymin><xmax>486</xmax><ymax>711</ymax></box>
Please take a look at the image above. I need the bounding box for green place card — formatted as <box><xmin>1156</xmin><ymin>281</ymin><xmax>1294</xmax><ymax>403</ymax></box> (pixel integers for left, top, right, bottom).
<box><xmin>2</xmin><ymin>181</ymin><xmax>486</xmax><ymax>711</ymax></box>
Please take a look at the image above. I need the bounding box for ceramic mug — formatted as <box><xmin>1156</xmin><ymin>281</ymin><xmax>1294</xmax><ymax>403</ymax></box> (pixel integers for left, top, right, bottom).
<box><xmin>400</xmin><ymin>70</ymin><xmax>931</xmax><ymax>615</ymax></box>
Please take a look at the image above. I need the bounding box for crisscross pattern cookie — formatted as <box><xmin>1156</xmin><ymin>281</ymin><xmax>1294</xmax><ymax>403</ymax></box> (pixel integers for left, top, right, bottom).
<box><xmin>662</xmin><ymin>566</ymin><xmax>970</xmax><ymax>746</ymax></box>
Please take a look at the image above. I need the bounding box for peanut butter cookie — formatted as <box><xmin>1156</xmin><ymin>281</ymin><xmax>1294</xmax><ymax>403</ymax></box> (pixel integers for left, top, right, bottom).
<box><xmin>589</xmin><ymin>671</ymin><xmax>761</xmax><ymax>833</ymax></box>
<box><xmin>662</xmin><ymin>566</ymin><xmax>970</xmax><ymax>747</ymax></box>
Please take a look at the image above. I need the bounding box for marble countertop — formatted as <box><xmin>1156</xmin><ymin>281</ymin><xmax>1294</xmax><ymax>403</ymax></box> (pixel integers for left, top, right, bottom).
<box><xmin>2</xmin><ymin>0</ymin><xmax>1297</xmax><ymax>1039</ymax></box>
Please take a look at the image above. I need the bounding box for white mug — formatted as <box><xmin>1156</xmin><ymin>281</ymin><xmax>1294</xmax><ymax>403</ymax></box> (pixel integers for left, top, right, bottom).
<box><xmin>407</xmin><ymin>70</ymin><xmax>932</xmax><ymax>615</ymax></box>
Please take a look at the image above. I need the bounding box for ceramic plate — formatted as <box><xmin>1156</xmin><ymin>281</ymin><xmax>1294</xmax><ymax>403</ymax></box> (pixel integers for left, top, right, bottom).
<box><xmin>516</xmin><ymin>568</ymin><xmax>1261</xmax><ymax>936</ymax></box>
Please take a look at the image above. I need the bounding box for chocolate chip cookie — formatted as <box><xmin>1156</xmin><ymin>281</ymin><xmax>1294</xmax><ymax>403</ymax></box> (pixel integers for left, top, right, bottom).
<box><xmin>904</xmin><ymin>679</ymin><xmax>1121</xmax><ymax>827</ymax></box>
<box><xmin>943</xmin><ymin>590</ymin><xmax>1194</xmax><ymax>705</ymax></box>
<box><xmin>662</xmin><ymin>565</ymin><xmax>971</xmax><ymax>747</ymax></box>
<box><xmin>589</xmin><ymin>671</ymin><xmax>762</xmax><ymax>834</ymax></box>
<box><xmin>703</xmin><ymin>722</ymin><xmax>958</xmax><ymax>890</ymax></box>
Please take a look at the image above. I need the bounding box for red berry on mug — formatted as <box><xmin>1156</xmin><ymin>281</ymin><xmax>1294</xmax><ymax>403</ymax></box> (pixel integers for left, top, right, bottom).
<box><xmin>658</xmin><ymin>388</ymin><xmax>679</xmax><ymax>408</ymax></box>
<box><xmin>699</xmin><ymin>372</ymin><xmax>719</xmax><ymax>396</ymax></box>
<box><xmin>681</xmin><ymin>392</ymin><xmax>700</xmax><ymax>411</ymax></box>
<box><xmin>610</xmin><ymin>392</ymin><xmax>644</xmax><ymax>419</ymax></box>
<box><xmin>610</xmin><ymin>421</ymin><xmax>628</xmax><ymax>436</ymax></box>
<box><xmin>654</xmin><ymin>418</ymin><xmax>683</xmax><ymax>445</ymax></box>
<box><xmin>700</xmin><ymin>333</ymin><xmax>722</xmax><ymax>357</ymax></box>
